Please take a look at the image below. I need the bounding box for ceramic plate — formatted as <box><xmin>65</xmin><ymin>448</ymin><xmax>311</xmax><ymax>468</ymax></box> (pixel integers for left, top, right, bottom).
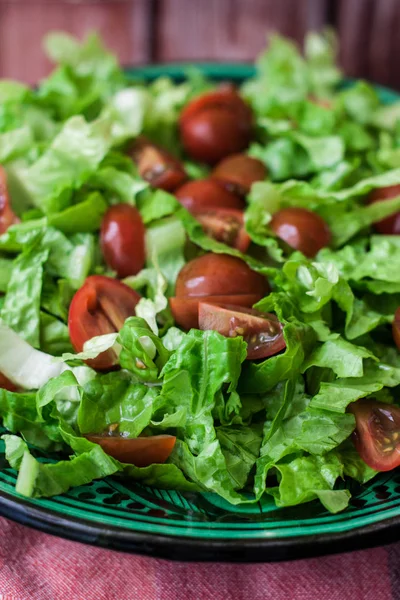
<box><xmin>1</xmin><ymin>65</ymin><xmax>400</xmax><ymax>563</ymax></box>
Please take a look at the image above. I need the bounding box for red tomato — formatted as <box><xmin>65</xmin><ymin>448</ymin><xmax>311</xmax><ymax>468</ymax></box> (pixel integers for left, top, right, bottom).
<box><xmin>211</xmin><ymin>154</ymin><xmax>267</xmax><ymax>196</ymax></box>
<box><xmin>175</xmin><ymin>179</ymin><xmax>244</xmax><ymax>212</ymax></box>
<box><xmin>179</xmin><ymin>87</ymin><xmax>253</xmax><ymax>164</ymax></box>
<box><xmin>130</xmin><ymin>137</ymin><xmax>187</xmax><ymax>191</ymax></box>
<box><xmin>68</xmin><ymin>275</ymin><xmax>141</xmax><ymax>370</ymax></box>
<box><xmin>170</xmin><ymin>293</ymin><xmax>262</xmax><ymax>330</ymax></box>
<box><xmin>349</xmin><ymin>400</ymin><xmax>400</xmax><ymax>471</ymax></box>
<box><xmin>0</xmin><ymin>166</ymin><xmax>19</xmax><ymax>234</ymax></box>
<box><xmin>175</xmin><ymin>254</ymin><xmax>269</xmax><ymax>298</ymax></box>
<box><xmin>192</xmin><ymin>208</ymin><xmax>251</xmax><ymax>253</ymax></box>
<box><xmin>368</xmin><ymin>184</ymin><xmax>400</xmax><ymax>234</ymax></box>
<box><xmin>393</xmin><ymin>307</ymin><xmax>400</xmax><ymax>350</ymax></box>
<box><xmin>270</xmin><ymin>207</ymin><xmax>331</xmax><ymax>257</ymax></box>
<box><xmin>0</xmin><ymin>372</ymin><xmax>17</xmax><ymax>392</ymax></box>
<box><xmin>198</xmin><ymin>303</ymin><xmax>286</xmax><ymax>359</ymax></box>
<box><xmin>100</xmin><ymin>204</ymin><xmax>145</xmax><ymax>278</ymax></box>
<box><xmin>85</xmin><ymin>434</ymin><xmax>176</xmax><ymax>467</ymax></box>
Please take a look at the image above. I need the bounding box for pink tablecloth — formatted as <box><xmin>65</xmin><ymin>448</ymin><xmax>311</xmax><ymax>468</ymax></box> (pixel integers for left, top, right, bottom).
<box><xmin>0</xmin><ymin>516</ymin><xmax>396</xmax><ymax>600</ymax></box>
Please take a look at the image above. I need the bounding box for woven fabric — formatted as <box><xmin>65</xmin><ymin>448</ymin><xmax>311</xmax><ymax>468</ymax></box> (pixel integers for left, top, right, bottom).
<box><xmin>0</xmin><ymin>517</ymin><xmax>396</xmax><ymax>600</ymax></box>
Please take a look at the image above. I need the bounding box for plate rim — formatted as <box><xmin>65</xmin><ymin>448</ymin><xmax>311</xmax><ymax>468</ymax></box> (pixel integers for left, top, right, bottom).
<box><xmin>1</xmin><ymin>62</ymin><xmax>400</xmax><ymax>562</ymax></box>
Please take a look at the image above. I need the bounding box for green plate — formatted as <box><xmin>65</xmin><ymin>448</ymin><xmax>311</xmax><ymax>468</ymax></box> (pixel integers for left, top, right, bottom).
<box><xmin>1</xmin><ymin>64</ymin><xmax>400</xmax><ymax>563</ymax></box>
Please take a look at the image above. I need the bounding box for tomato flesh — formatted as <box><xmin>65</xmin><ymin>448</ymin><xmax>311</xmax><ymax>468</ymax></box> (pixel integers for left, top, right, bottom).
<box><xmin>211</xmin><ymin>154</ymin><xmax>267</xmax><ymax>196</ymax></box>
<box><xmin>368</xmin><ymin>184</ymin><xmax>400</xmax><ymax>234</ymax></box>
<box><xmin>170</xmin><ymin>293</ymin><xmax>262</xmax><ymax>330</ymax></box>
<box><xmin>175</xmin><ymin>179</ymin><xmax>244</xmax><ymax>212</ymax></box>
<box><xmin>349</xmin><ymin>399</ymin><xmax>400</xmax><ymax>471</ymax></box>
<box><xmin>130</xmin><ymin>137</ymin><xmax>187</xmax><ymax>191</ymax></box>
<box><xmin>85</xmin><ymin>434</ymin><xmax>176</xmax><ymax>467</ymax></box>
<box><xmin>0</xmin><ymin>372</ymin><xmax>17</xmax><ymax>392</ymax></box>
<box><xmin>100</xmin><ymin>204</ymin><xmax>145</xmax><ymax>278</ymax></box>
<box><xmin>192</xmin><ymin>208</ymin><xmax>251</xmax><ymax>253</ymax></box>
<box><xmin>68</xmin><ymin>275</ymin><xmax>141</xmax><ymax>370</ymax></box>
<box><xmin>0</xmin><ymin>166</ymin><xmax>19</xmax><ymax>234</ymax></box>
<box><xmin>175</xmin><ymin>253</ymin><xmax>269</xmax><ymax>298</ymax></box>
<box><xmin>270</xmin><ymin>207</ymin><xmax>331</xmax><ymax>257</ymax></box>
<box><xmin>198</xmin><ymin>303</ymin><xmax>285</xmax><ymax>359</ymax></box>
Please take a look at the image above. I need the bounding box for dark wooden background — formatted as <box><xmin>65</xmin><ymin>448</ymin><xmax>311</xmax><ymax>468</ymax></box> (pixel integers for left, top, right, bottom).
<box><xmin>0</xmin><ymin>0</ymin><xmax>399</xmax><ymax>90</ymax></box>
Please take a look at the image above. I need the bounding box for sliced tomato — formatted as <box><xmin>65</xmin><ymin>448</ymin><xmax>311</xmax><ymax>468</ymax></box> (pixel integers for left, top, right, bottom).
<box><xmin>85</xmin><ymin>434</ymin><xmax>176</xmax><ymax>467</ymax></box>
<box><xmin>100</xmin><ymin>204</ymin><xmax>145</xmax><ymax>278</ymax></box>
<box><xmin>130</xmin><ymin>137</ymin><xmax>187</xmax><ymax>192</ymax></box>
<box><xmin>170</xmin><ymin>293</ymin><xmax>262</xmax><ymax>330</ymax></box>
<box><xmin>368</xmin><ymin>184</ymin><xmax>400</xmax><ymax>234</ymax></box>
<box><xmin>349</xmin><ymin>399</ymin><xmax>400</xmax><ymax>471</ymax></box>
<box><xmin>0</xmin><ymin>165</ymin><xmax>19</xmax><ymax>234</ymax></box>
<box><xmin>192</xmin><ymin>208</ymin><xmax>251</xmax><ymax>253</ymax></box>
<box><xmin>198</xmin><ymin>303</ymin><xmax>285</xmax><ymax>359</ymax></box>
<box><xmin>175</xmin><ymin>179</ymin><xmax>244</xmax><ymax>212</ymax></box>
<box><xmin>211</xmin><ymin>154</ymin><xmax>267</xmax><ymax>196</ymax></box>
<box><xmin>68</xmin><ymin>275</ymin><xmax>141</xmax><ymax>370</ymax></box>
<box><xmin>0</xmin><ymin>372</ymin><xmax>17</xmax><ymax>392</ymax></box>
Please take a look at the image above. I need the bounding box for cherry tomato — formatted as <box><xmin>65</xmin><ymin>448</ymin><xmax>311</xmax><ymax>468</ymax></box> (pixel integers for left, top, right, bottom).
<box><xmin>170</xmin><ymin>293</ymin><xmax>262</xmax><ymax>330</ymax></box>
<box><xmin>368</xmin><ymin>184</ymin><xmax>400</xmax><ymax>234</ymax></box>
<box><xmin>130</xmin><ymin>137</ymin><xmax>187</xmax><ymax>191</ymax></box>
<box><xmin>175</xmin><ymin>179</ymin><xmax>244</xmax><ymax>213</ymax></box>
<box><xmin>85</xmin><ymin>434</ymin><xmax>176</xmax><ymax>467</ymax></box>
<box><xmin>192</xmin><ymin>208</ymin><xmax>251</xmax><ymax>253</ymax></box>
<box><xmin>198</xmin><ymin>303</ymin><xmax>285</xmax><ymax>360</ymax></box>
<box><xmin>175</xmin><ymin>254</ymin><xmax>269</xmax><ymax>298</ymax></box>
<box><xmin>68</xmin><ymin>275</ymin><xmax>141</xmax><ymax>370</ymax></box>
<box><xmin>211</xmin><ymin>154</ymin><xmax>267</xmax><ymax>196</ymax></box>
<box><xmin>0</xmin><ymin>166</ymin><xmax>19</xmax><ymax>235</ymax></box>
<box><xmin>393</xmin><ymin>307</ymin><xmax>400</xmax><ymax>350</ymax></box>
<box><xmin>100</xmin><ymin>204</ymin><xmax>145</xmax><ymax>278</ymax></box>
<box><xmin>270</xmin><ymin>207</ymin><xmax>331</xmax><ymax>257</ymax></box>
<box><xmin>349</xmin><ymin>399</ymin><xmax>400</xmax><ymax>471</ymax></box>
<box><xmin>179</xmin><ymin>87</ymin><xmax>253</xmax><ymax>164</ymax></box>
<box><xmin>0</xmin><ymin>372</ymin><xmax>17</xmax><ymax>392</ymax></box>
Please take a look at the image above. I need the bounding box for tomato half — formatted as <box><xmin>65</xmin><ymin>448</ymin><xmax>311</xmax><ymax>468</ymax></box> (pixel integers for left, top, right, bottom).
<box><xmin>175</xmin><ymin>179</ymin><xmax>244</xmax><ymax>212</ymax></box>
<box><xmin>175</xmin><ymin>254</ymin><xmax>269</xmax><ymax>298</ymax></box>
<box><xmin>130</xmin><ymin>137</ymin><xmax>187</xmax><ymax>191</ymax></box>
<box><xmin>170</xmin><ymin>293</ymin><xmax>262</xmax><ymax>330</ymax></box>
<box><xmin>0</xmin><ymin>166</ymin><xmax>19</xmax><ymax>234</ymax></box>
<box><xmin>100</xmin><ymin>204</ymin><xmax>145</xmax><ymax>278</ymax></box>
<box><xmin>270</xmin><ymin>207</ymin><xmax>331</xmax><ymax>257</ymax></box>
<box><xmin>349</xmin><ymin>399</ymin><xmax>400</xmax><ymax>471</ymax></box>
<box><xmin>198</xmin><ymin>303</ymin><xmax>285</xmax><ymax>359</ymax></box>
<box><xmin>211</xmin><ymin>154</ymin><xmax>267</xmax><ymax>196</ymax></box>
<box><xmin>368</xmin><ymin>184</ymin><xmax>400</xmax><ymax>234</ymax></box>
<box><xmin>85</xmin><ymin>434</ymin><xmax>176</xmax><ymax>467</ymax></box>
<box><xmin>0</xmin><ymin>372</ymin><xmax>17</xmax><ymax>392</ymax></box>
<box><xmin>192</xmin><ymin>208</ymin><xmax>251</xmax><ymax>253</ymax></box>
<box><xmin>68</xmin><ymin>275</ymin><xmax>141</xmax><ymax>370</ymax></box>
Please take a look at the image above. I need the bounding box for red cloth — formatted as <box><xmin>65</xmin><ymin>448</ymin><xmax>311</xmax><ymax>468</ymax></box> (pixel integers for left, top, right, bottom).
<box><xmin>0</xmin><ymin>516</ymin><xmax>395</xmax><ymax>600</ymax></box>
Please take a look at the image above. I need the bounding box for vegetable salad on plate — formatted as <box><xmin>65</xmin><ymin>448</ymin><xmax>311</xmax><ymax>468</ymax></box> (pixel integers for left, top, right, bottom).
<box><xmin>2</xmin><ymin>30</ymin><xmax>400</xmax><ymax>513</ymax></box>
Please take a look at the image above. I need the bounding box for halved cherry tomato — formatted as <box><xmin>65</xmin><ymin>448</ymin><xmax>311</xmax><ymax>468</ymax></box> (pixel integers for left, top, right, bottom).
<box><xmin>68</xmin><ymin>275</ymin><xmax>141</xmax><ymax>370</ymax></box>
<box><xmin>349</xmin><ymin>399</ymin><xmax>400</xmax><ymax>471</ymax></box>
<box><xmin>393</xmin><ymin>307</ymin><xmax>400</xmax><ymax>350</ymax></box>
<box><xmin>175</xmin><ymin>179</ymin><xmax>244</xmax><ymax>212</ymax></box>
<box><xmin>0</xmin><ymin>166</ymin><xmax>19</xmax><ymax>234</ymax></box>
<box><xmin>0</xmin><ymin>372</ymin><xmax>17</xmax><ymax>392</ymax></box>
<box><xmin>192</xmin><ymin>208</ymin><xmax>251</xmax><ymax>253</ymax></box>
<box><xmin>170</xmin><ymin>293</ymin><xmax>261</xmax><ymax>330</ymax></box>
<box><xmin>211</xmin><ymin>154</ymin><xmax>267</xmax><ymax>196</ymax></box>
<box><xmin>179</xmin><ymin>87</ymin><xmax>253</xmax><ymax>164</ymax></box>
<box><xmin>130</xmin><ymin>137</ymin><xmax>187</xmax><ymax>191</ymax></box>
<box><xmin>100</xmin><ymin>204</ymin><xmax>145</xmax><ymax>278</ymax></box>
<box><xmin>270</xmin><ymin>207</ymin><xmax>331</xmax><ymax>257</ymax></box>
<box><xmin>175</xmin><ymin>253</ymin><xmax>269</xmax><ymax>298</ymax></box>
<box><xmin>85</xmin><ymin>434</ymin><xmax>176</xmax><ymax>467</ymax></box>
<box><xmin>368</xmin><ymin>184</ymin><xmax>400</xmax><ymax>234</ymax></box>
<box><xmin>198</xmin><ymin>303</ymin><xmax>285</xmax><ymax>360</ymax></box>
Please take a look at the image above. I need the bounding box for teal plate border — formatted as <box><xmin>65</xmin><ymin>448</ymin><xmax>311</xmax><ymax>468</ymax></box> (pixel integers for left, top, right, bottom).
<box><xmin>1</xmin><ymin>65</ymin><xmax>400</xmax><ymax>562</ymax></box>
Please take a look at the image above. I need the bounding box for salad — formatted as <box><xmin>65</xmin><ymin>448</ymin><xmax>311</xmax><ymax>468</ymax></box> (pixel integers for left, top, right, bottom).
<box><xmin>1</xmin><ymin>31</ymin><xmax>400</xmax><ymax>514</ymax></box>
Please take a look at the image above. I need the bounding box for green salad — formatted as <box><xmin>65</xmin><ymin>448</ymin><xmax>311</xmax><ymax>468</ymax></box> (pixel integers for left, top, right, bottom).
<box><xmin>2</xmin><ymin>30</ymin><xmax>400</xmax><ymax>514</ymax></box>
